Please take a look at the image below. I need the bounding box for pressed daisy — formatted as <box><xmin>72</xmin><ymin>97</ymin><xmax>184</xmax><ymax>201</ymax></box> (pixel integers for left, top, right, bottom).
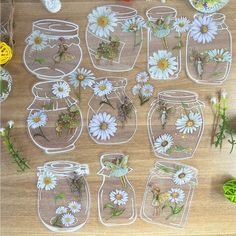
<box><xmin>93</xmin><ymin>79</ymin><xmax>113</xmax><ymax>97</ymax></box>
<box><xmin>168</xmin><ymin>188</ymin><xmax>185</xmax><ymax>204</ymax></box>
<box><xmin>154</xmin><ymin>133</ymin><xmax>174</xmax><ymax>154</ymax></box>
<box><xmin>208</xmin><ymin>48</ymin><xmax>232</xmax><ymax>63</ymax></box>
<box><xmin>173</xmin><ymin>17</ymin><xmax>191</xmax><ymax>33</ymax></box>
<box><xmin>190</xmin><ymin>15</ymin><xmax>218</xmax><ymax>44</ymax></box>
<box><xmin>7</xmin><ymin>120</ymin><xmax>14</xmax><ymax>129</ymax></box>
<box><xmin>68</xmin><ymin>201</ymin><xmax>81</xmax><ymax>214</ymax></box>
<box><xmin>175</xmin><ymin>112</ymin><xmax>203</xmax><ymax>134</ymax></box>
<box><xmin>52</xmin><ymin>81</ymin><xmax>70</xmax><ymax>99</ymax></box>
<box><xmin>173</xmin><ymin>167</ymin><xmax>194</xmax><ymax>185</ymax></box>
<box><xmin>135</xmin><ymin>71</ymin><xmax>149</xmax><ymax>83</ymax></box>
<box><xmin>89</xmin><ymin>112</ymin><xmax>117</xmax><ymax>141</ymax></box>
<box><xmin>61</xmin><ymin>213</ymin><xmax>75</xmax><ymax>227</ymax></box>
<box><xmin>37</xmin><ymin>171</ymin><xmax>57</xmax><ymax>191</ymax></box>
<box><xmin>122</xmin><ymin>17</ymin><xmax>145</xmax><ymax>33</ymax></box>
<box><xmin>88</xmin><ymin>6</ymin><xmax>118</xmax><ymax>38</ymax></box>
<box><xmin>109</xmin><ymin>189</ymin><xmax>128</xmax><ymax>206</ymax></box>
<box><xmin>69</xmin><ymin>67</ymin><xmax>95</xmax><ymax>89</ymax></box>
<box><xmin>27</xmin><ymin>30</ymin><xmax>48</xmax><ymax>51</ymax></box>
<box><xmin>55</xmin><ymin>206</ymin><xmax>68</xmax><ymax>215</ymax></box>
<box><xmin>132</xmin><ymin>84</ymin><xmax>141</xmax><ymax>96</ymax></box>
<box><xmin>148</xmin><ymin>50</ymin><xmax>178</xmax><ymax>80</ymax></box>
<box><xmin>27</xmin><ymin>111</ymin><xmax>48</xmax><ymax>129</ymax></box>
<box><xmin>140</xmin><ymin>84</ymin><xmax>154</xmax><ymax>98</ymax></box>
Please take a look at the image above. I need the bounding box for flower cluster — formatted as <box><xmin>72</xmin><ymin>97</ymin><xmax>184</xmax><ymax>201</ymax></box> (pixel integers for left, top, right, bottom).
<box><xmin>132</xmin><ymin>71</ymin><xmax>154</xmax><ymax>105</ymax></box>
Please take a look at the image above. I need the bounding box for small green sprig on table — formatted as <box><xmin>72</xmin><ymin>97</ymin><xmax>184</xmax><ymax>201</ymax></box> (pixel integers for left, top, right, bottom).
<box><xmin>210</xmin><ymin>90</ymin><xmax>236</xmax><ymax>154</ymax></box>
<box><xmin>0</xmin><ymin>121</ymin><xmax>30</xmax><ymax>171</ymax></box>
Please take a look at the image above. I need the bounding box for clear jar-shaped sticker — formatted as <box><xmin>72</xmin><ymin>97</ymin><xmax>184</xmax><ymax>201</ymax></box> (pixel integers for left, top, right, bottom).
<box><xmin>146</xmin><ymin>7</ymin><xmax>181</xmax><ymax>80</ymax></box>
<box><xmin>86</xmin><ymin>5</ymin><xmax>144</xmax><ymax>72</ymax></box>
<box><xmin>148</xmin><ymin>90</ymin><xmax>204</xmax><ymax>160</ymax></box>
<box><xmin>186</xmin><ymin>13</ymin><xmax>232</xmax><ymax>85</ymax></box>
<box><xmin>87</xmin><ymin>77</ymin><xmax>137</xmax><ymax>145</ymax></box>
<box><xmin>140</xmin><ymin>161</ymin><xmax>198</xmax><ymax>228</ymax></box>
<box><xmin>23</xmin><ymin>19</ymin><xmax>82</xmax><ymax>80</ymax></box>
<box><xmin>97</xmin><ymin>153</ymin><xmax>137</xmax><ymax>226</ymax></box>
<box><xmin>27</xmin><ymin>80</ymin><xmax>83</xmax><ymax>154</ymax></box>
<box><xmin>37</xmin><ymin>161</ymin><xmax>90</xmax><ymax>232</ymax></box>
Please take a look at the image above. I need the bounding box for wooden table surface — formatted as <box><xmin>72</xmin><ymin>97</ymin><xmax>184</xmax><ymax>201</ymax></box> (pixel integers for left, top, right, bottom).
<box><xmin>1</xmin><ymin>0</ymin><xmax>236</xmax><ymax>235</ymax></box>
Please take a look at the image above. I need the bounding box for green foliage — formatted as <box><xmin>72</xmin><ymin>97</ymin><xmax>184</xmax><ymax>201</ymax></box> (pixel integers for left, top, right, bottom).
<box><xmin>34</xmin><ymin>57</ymin><xmax>46</xmax><ymax>64</ymax></box>
<box><xmin>223</xmin><ymin>180</ymin><xmax>236</xmax><ymax>203</ymax></box>
<box><xmin>54</xmin><ymin>192</ymin><xmax>65</xmax><ymax>203</ymax></box>
<box><xmin>0</xmin><ymin>79</ymin><xmax>9</xmax><ymax>96</ymax></box>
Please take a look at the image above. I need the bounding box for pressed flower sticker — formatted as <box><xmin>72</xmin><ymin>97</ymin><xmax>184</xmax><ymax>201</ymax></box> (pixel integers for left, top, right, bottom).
<box><xmin>173</xmin><ymin>167</ymin><xmax>194</xmax><ymax>185</ymax></box>
<box><xmin>27</xmin><ymin>30</ymin><xmax>48</xmax><ymax>51</ymax></box>
<box><xmin>168</xmin><ymin>188</ymin><xmax>185</xmax><ymax>204</ymax></box>
<box><xmin>88</xmin><ymin>6</ymin><xmax>118</xmax><ymax>38</ymax></box>
<box><xmin>61</xmin><ymin>213</ymin><xmax>76</xmax><ymax>227</ymax></box>
<box><xmin>208</xmin><ymin>48</ymin><xmax>231</xmax><ymax>63</ymax></box>
<box><xmin>154</xmin><ymin>133</ymin><xmax>174</xmax><ymax>154</ymax></box>
<box><xmin>37</xmin><ymin>171</ymin><xmax>57</xmax><ymax>191</ymax></box>
<box><xmin>52</xmin><ymin>81</ymin><xmax>70</xmax><ymax>98</ymax></box>
<box><xmin>68</xmin><ymin>201</ymin><xmax>81</xmax><ymax>213</ymax></box>
<box><xmin>55</xmin><ymin>206</ymin><xmax>68</xmax><ymax>215</ymax></box>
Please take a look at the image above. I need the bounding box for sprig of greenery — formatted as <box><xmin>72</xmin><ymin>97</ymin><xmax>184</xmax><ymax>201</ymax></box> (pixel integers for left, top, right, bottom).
<box><xmin>0</xmin><ymin>121</ymin><xmax>30</xmax><ymax>172</ymax></box>
<box><xmin>104</xmin><ymin>203</ymin><xmax>125</xmax><ymax>220</ymax></box>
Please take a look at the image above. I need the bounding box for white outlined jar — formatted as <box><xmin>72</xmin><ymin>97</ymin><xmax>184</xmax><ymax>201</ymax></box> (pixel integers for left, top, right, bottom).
<box><xmin>23</xmin><ymin>19</ymin><xmax>82</xmax><ymax>80</ymax></box>
<box><xmin>27</xmin><ymin>80</ymin><xmax>83</xmax><ymax>154</ymax></box>
<box><xmin>87</xmin><ymin>77</ymin><xmax>137</xmax><ymax>145</ymax></box>
<box><xmin>37</xmin><ymin>161</ymin><xmax>90</xmax><ymax>232</ymax></box>
<box><xmin>97</xmin><ymin>153</ymin><xmax>137</xmax><ymax>226</ymax></box>
<box><xmin>86</xmin><ymin>5</ymin><xmax>143</xmax><ymax>72</ymax></box>
<box><xmin>146</xmin><ymin>6</ymin><xmax>181</xmax><ymax>80</ymax></box>
<box><xmin>148</xmin><ymin>90</ymin><xmax>204</xmax><ymax>160</ymax></box>
<box><xmin>186</xmin><ymin>13</ymin><xmax>232</xmax><ymax>85</ymax></box>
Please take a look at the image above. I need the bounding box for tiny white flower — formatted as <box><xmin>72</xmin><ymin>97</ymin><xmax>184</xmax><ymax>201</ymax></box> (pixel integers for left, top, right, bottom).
<box><xmin>140</xmin><ymin>84</ymin><xmax>154</xmax><ymax>98</ymax></box>
<box><xmin>0</xmin><ymin>127</ymin><xmax>6</xmax><ymax>136</ymax></box>
<box><xmin>68</xmin><ymin>201</ymin><xmax>81</xmax><ymax>214</ymax></box>
<box><xmin>93</xmin><ymin>79</ymin><xmax>113</xmax><ymax>97</ymax></box>
<box><xmin>27</xmin><ymin>30</ymin><xmax>48</xmax><ymax>51</ymax></box>
<box><xmin>208</xmin><ymin>49</ymin><xmax>232</xmax><ymax>63</ymax></box>
<box><xmin>109</xmin><ymin>189</ymin><xmax>128</xmax><ymax>206</ymax></box>
<box><xmin>173</xmin><ymin>17</ymin><xmax>191</xmax><ymax>33</ymax></box>
<box><xmin>52</xmin><ymin>81</ymin><xmax>71</xmax><ymax>98</ymax></box>
<box><xmin>168</xmin><ymin>188</ymin><xmax>185</xmax><ymax>204</ymax></box>
<box><xmin>132</xmin><ymin>84</ymin><xmax>141</xmax><ymax>96</ymax></box>
<box><xmin>27</xmin><ymin>111</ymin><xmax>48</xmax><ymax>129</ymax></box>
<box><xmin>135</xmin><ymin>71</ymin><xmax>149</xmax><ymax>83</ymax></box>
<box><xmin>122</xmin><ymin>17</ymin><xmax>145</xmax><ymax>33</ymax></box>
<box><xmin>7</xmin><ymin>120</ymin><xmax>14</xmax><ymax>129</ymax></box>
<box><xmin>56</xmin><ymin>206</ymin><xmax>68</xmax><ymax>215</ymax></box>
<box><xmin>154</xmin><ymin>133</ymin><xmax>174</xmax><ymax>154</ymax></box>
<box><xmin>221</xmin><ymin>89</ymin><xmax>227</xmax><ymax>99</ymax></box>
<box><xmin>37</xmin><ymin>171</ymin><xmax>57</xmax><ymax>191</ymax></box>
<box><xmin>173</xmin><ymin>167</ymin><xmax>194</xmax><ymax>185</ymax></box>
<box><xmin>61</xmin><ymin>213</ymin><xmax>75</xmax><ymax>227</ymax></box>
<box><xmin>210</xmin><ymin>96</ymin><xmax>217</xmax><ymax>105</ymax></box>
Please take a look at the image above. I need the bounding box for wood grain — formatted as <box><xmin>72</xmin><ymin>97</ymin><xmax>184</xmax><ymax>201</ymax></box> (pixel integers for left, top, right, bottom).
<box><xmin>1</xmin><ymin>0</ymin><xmax>236</xmax><ymax>235</ymax></box>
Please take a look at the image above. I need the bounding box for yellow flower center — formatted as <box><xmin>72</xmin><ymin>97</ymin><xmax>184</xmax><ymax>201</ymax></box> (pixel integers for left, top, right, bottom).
<box><xmin>100</xmin><ymin>122</ymin><xmax>108</xmax><ymax>130</ymax></box>
<box><xmin>161</xmin><ymin>141</ymin><xmax>168</xmax><ymax>147</ymax></box>
<box><xmin>99</xmin><ymin>84</ymin><xmax>106</xmax><ymax>91</ymax></box>
<box><xmin>34</xmin><ymin>36</ymin><xmax>42</xmax><ymax>45</ymax></box>
<box><xmin>157</xmin><ymin>59</ymin><xmax>169</xmax><ymax>71</ymax></box>
<box><xmin>97</xmin><ymin>16</ymin><xmax>109</xmax><ymax>28</ymax></box>
<box><xmin>33</xmin><ymin>116</ymin><xmax>41</xmax><ymax>123</ymax></box>
<box><xmin>65</xmin><ymin>217</ymin><xmax>70</xmax><ymax>222</ymax></box>
<box><xmin>201</xmin><ymin>25</ymin><xmax>208</xmax><ymax>33</ymax></box>
<box><xmin>215</xmin><ymin>54</ymin><xmax>223</xmax><ymax>60</ymax></box>
<box><xmin>186</xmin><ymin>120</ymin><xmax>194</xmax><ymax>127</ymax></box>
<box><xmin>58</xmin><ymin>87</ymin><xmax>64</xmax><ymax>92</ymax></box>
<box><xmin>115</xmin><ymin>194</ymin><xmax>122</xmax><ymax>200</ymax></box>
<box><xmin>145</xmin><ymin>89</ymin><xmax>150</xmax><ymax>94</ymax></box>
<box><xmin>179</xmin><ymin>22</ymin><xmax>185</xmax><ymax>28</ymax></box>
<box><xmin>172</xmin><ymin>192</ymin><xmax>179</xmax><ymax>198</ymax></box>
<box><xmin>129</xmin><ymin>23</ymin><xmax>137</xmax><ymax>31</ymax></box>
<box><xmin>77</xmin><ymin>74</ymin><xmax>85</xmax><ymax>81</ymax></box>
<box><xmin>44</xmin><ymin>177</ymin><xmax>52</xmax><ymax>185</ymax></box>
<box><xmin>178</xmin><ymin>173</ymin><xmax>186</xmax><ymax>179</ymax></box>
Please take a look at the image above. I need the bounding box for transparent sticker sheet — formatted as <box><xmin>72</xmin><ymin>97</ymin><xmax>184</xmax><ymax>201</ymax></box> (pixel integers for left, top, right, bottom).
<box><xmin>148</xmin><ymin>90</ymin><xmax>204</xmax><ymax>160</ymax></box>
<box><xmin>37</xmin><ymin>161</ymin><xmax>90</xmax><ymax>232</ymax></box>
<box><xmin>27</xmin><ymin>80</ymin><xmax>83</xmax><ymax>154</ymax></box>
<box><xmin>86</xmin><ymin>5</ymin><xmax>144</xmax><ymax>72</ymax></box>
<box><xmin>140</xmin><ymin>161</ymin><xmax>198</xmax><ymax>228</ymax></box>
<box><xmin>186</xmin><ymin>13</ymin><xmax>232</xmax><ymax>85</ymax></box>
<box><xmin>97</xmin><ymin>153</ymin><xmax>137</xmax><ymax>226</ymax></box>
<box><xmin>87</xmin><ymin>77</ymin><xmax>137</xmax><ymax>145</ymax></box>
<box><xmin>23</xmin><ymin>19</ymin><xmax>82</xmax><ymax>80</ymax></box>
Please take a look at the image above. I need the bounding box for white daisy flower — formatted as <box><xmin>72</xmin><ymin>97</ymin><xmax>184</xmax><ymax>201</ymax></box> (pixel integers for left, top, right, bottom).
<box><xmin>175</xmin><ymin>112</ymin><xmax>203</xmax><ymax>134</ymax></box>
<box><xmin>140</xmin><ymin>84</ymin><xmax>154</xmax><ymax>98</ymax></box>
<box><xmin>69</xmin><ymin>67</ymin><xmax>95</xmax><ymax>89</ymax></box>
<box><xmin>52</xmin><ymin>81</ymin><xmax>70</xmax><ymax>98</ymax></box>
<box><xmin>173</xmin><ymin>167</ymin><xmax>194</xmax><ymax>185</ymax></box>
<box><xmin>135</xmin><ymin>71</ymin><xmax>149</xmax><ymax>83</ymax></box>
<box><xmin>210</xmin><ymin>96</ymin><xmax>217</xmax><ymax>105</ymax></box>
<box><xmin>7</xmin><ymin>120</ymin><xmax>14</xmax><ymax>129</ymax></box>
<box><xmin>89</xmin><ymin>112</ymin><xmax>117</xmax><ymax>141</ymax></box>
<box><xmin>132</xmin><ymin>84</ymin><xmax>141</xmax><ymax>96</ymax></box>
<box><xmin>68</xmin><ymin>201</ymin><xmax>81</xmax><ymax>214</ymax></box>
<box><xmin>61</xmin><ymin>213</ymin><xmax>75</xmax><ymax>227</ymax></box>
<box><xmin>0</xmin><ymin>128</ymin><xmax>6</xmax><ymax>136</ymax></box>
<box><xmin>37</xmin><ymin>171</ymin><xmax>57</xmax><ymax>191</ymax></box>
<box><xmin>173</xmin><ymin>17</ymin><xmax>191</xmax><ymax>33</ymax></box>
<box><xmin>154</xmin><ymin>133</ymin><xmax>174</xmax><ymax>154</ymax></box>
<box><xmin>27</xmin><ymin>30</ymin><xmax>48</xmax><ymax>51</ymax></box>
<box><xmin>88</xmin><ymin>6</ymin><xmax>118</xmax><ymax>38</ymax></box>
<box><xmin>148</xmin><ymin>50</ymin><xmax>178</xmax><ymax>80</ymax></box>
<box><xmin>208</xmin><ymin>49</ymin><xmax>232</xmax><ymax>63</ymax></box>
<box><xmin>27</xmin><ymin>111</ymin><xmax>48</xmax><ymax>129</ymax></box>
<box><xmin>93</xmin><ymin>79</ymin><xmax>113</xmax><ymax>97</ymax></box>
<box><xmin>168</xmin><ymin>188</ymin><xmax>185</xmax><ymax>204</ymax></box>
<box><xmin>190</xmin><ymin>15</ymin><xmax>218</xmax><ymax>44</ymax></box>
<box><xmin>122</xmin><ymin>17</ymin><xmax>145</xmax><ymax>33</ymax></box>
<box><xmin>109</xmin><ymin>189</ymin><xmax>128</xmax><ymax>206</ymax></box>
<box><xmin>55</xmin><ymin>206</ymin><xmax>68</xmax><ymax>215</ymax></box>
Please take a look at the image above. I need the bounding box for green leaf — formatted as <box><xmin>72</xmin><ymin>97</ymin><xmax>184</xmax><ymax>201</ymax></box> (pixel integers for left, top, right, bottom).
<box><xmin>173</xmin><ymin>205</ymin><xmax>184</xmax><ymax>215</ymax></box>
<box><xmin>0</xmin><ymin>80</ymin><xmax>9</xmax><ymax>95</ymax></box>
<box><xmin>104</xmin><ymin>203</ymin><xmax>115</xmax><ymax>209</ymax></box>
<box><xmin>112</xmin><ymin>209</ymin><xmax>125</xmax><ymax>217</ymax></box>
<box><xmin>54</xmin><ymin>192</ymin><xmax>65</xmax><ymax>202</ymax></box>
<box><xmin>35</xmin><ymin>57</ymin><xmax>46</xmax><ymax>64</ymax></box>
